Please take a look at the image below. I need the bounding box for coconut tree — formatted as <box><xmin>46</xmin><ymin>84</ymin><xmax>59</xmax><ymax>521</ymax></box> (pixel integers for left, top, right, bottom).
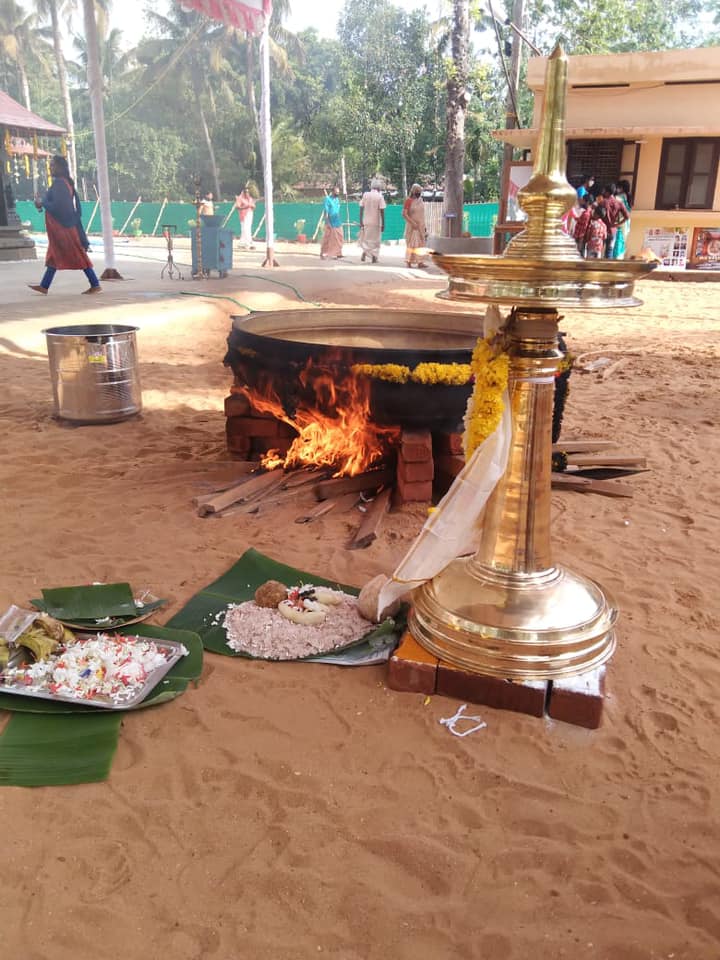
<box><xmin>136</xmin><ymin>6</ymin><xmax>233</xmax><ymax>198</ymax></box>
<box><xmin>443</xmin><ymin>0</ymin><xmax>470</xmax><ymax>238</ymax></box>
<box><xmin>35</xmin><ymin>0</ymin><xmax>78</xmax><ymax>178</ymax></box>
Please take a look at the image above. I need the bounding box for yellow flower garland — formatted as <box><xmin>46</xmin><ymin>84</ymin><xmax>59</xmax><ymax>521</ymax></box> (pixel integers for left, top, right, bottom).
<box><xmin>463</xmin><ymin>338</ymin><xmax>510</xmax><ymax>460</ymax></box>
<box><xmin>352</xmin><ymin>362</ymin><xmax>472</xmax><ymax>386</ymax></box>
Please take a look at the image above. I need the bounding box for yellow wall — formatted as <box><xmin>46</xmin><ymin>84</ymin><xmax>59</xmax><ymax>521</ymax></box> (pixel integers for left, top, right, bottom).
<box><xmin>525</xmin><ymin>48</ymin><xmax>720</xmax><ymax>261</ymax></box>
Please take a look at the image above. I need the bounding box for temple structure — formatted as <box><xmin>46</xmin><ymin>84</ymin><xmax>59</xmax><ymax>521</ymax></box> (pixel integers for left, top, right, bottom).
<box><xmin>0</xmin><ymin>90</ymin><xmax>65</xmax><ymax>261</ymax></box>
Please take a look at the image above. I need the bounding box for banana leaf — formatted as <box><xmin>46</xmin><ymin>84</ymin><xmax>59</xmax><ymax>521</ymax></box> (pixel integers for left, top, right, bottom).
<box><xmin>166</xmin><ymin>547</ymin><xmax>401</xmax><ymax>661</ymax></box>
<box><xmin>0</xmin><ymin>713</ymin><xmax>122</xmax><ymax>787</ymax></box>
<box><xmin>30</xmin><ymin>596</ymin><xmax>168</xmax><ymax>629</ymax></box>
<box><xmin>0</xmin><ymin>625</ymin><xmax>203</xmax><ymax>787</ymax></box>
<box><xmin>40</xmin><ymin>582</ymin><xmax>136</xmax><ymax>620</ymax></box>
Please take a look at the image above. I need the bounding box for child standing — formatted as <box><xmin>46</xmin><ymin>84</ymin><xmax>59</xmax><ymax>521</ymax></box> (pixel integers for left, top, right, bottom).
<box><xmin>573</xmin><ymin>197</ymin><xmax>592</xmax><ymax>256</ymax></box>
<box><xmin>585</xmin><ymin>208</ymin><xmax>608</xmax><ymax>259</ymax></box>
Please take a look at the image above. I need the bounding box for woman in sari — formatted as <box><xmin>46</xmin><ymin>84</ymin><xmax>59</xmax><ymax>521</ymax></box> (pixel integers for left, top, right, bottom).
<box><xmin>319</xmin><ymin>186</ymin><xmax>344</xmax><ymax>260</ymax></box>
<box><xmin>613</xmin><ymin>180</ymin><xmax>632</xmax><ymax>259</ymax></box>
<box><xmin>402</xmin><ymin>183</ymin><xmax>428</xmax><ymax>268</ymax></box>
<box><xmin>29</xmin><ymin>155</ymin><xmax>100</xmax><ymax>295</ymax></box>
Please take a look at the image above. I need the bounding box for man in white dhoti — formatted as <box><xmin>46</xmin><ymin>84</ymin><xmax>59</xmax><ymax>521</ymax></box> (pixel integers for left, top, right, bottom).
<box><xmin>359</xmin><ymin>178</ymin><xmax>386</xmax><ymax>263</ymax></box>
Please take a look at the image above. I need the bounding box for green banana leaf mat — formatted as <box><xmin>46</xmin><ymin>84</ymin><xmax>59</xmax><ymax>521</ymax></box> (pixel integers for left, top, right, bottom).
<box><xmin>0</xmin><ymin>624</ymin><xmax>202</xmax><ymax>788</ymax></box>
<box><xmin>165</xmin><ymin>547</ymin><xmax>400</xmax><ymax>661</ymax></box>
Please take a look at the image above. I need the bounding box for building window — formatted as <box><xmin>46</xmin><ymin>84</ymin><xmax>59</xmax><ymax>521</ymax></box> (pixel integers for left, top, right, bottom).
<box><xmin>656</xmin><ymin>138</ymin><xmax>720</xmax><ymax>210</ymax></box>
<box><xmin>567</xmin><ymin>139</ymin><xmax>623</xmax><ymax>190</ymax></box>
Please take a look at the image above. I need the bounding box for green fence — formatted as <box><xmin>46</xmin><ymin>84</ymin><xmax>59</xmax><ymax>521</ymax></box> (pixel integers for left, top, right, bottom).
<box><xmin>16</xmin><ymin>199</ymin><xmax>499</xmax><ymax>241</ymax></box>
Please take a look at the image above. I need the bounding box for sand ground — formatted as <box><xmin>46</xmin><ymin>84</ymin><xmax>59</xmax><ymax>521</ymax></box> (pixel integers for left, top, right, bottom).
<box><xmin>1</xmin><ymin>238</ymin><xmax>719</xmax><ymax>959</ymax></box>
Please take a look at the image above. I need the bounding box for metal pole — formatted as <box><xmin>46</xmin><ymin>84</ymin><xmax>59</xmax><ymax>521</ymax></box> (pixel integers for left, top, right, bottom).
<box><xmin>151</xmin><ymin>197</ymin><xmax>168</xmax><ymax>236</ymax></box>
<box><xmin>81</xmin><ymin>0</ymin><xmax>120</xmax><ymax>277</ymax></box>
<box><xmin>119</xmin><ymin>195</ymin><xmax>142</xmax><ymax>235</ymax></box>
<box><xmin>259</xmin><ymin>18</ymin><xmax>277</xmax><ymax>267</ymax></box>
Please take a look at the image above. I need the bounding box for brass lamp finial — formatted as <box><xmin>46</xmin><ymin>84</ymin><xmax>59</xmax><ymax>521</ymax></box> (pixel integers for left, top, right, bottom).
<box><xmin>504</xmin><ymin>41</ymin><xmax>580</xmax><ymax>261</ymax></box>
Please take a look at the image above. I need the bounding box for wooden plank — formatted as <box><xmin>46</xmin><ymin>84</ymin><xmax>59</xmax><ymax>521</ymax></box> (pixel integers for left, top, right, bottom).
<box><xmin>551</xmin><ymin>473</ymin><xmax>634</xmax><ymax>498</ymax></box>
<box><xmin>295</xmin><ymin>493</ymin><xmax>359</xmax><ymax>524</ymax></box>
<box><xmin>566</xmin><ymin>454</ymin><xmax>647</xmax><ymax>468</ymax></box>
<box><xmin>348</xmin><ymin>488</ymin><xmax>392</xmax><ymax>550</ymax></box>
<box><xmin>314</xmin><ymin>468</ymin><xmax>394</xmax><ymax>502</ymax></box>
<box><xmin>551</xmin><ymin>440</ymin><xmax>618</xmax><ymax>454</ymax></box>
<box><xmin>280</xmin><ymin>468</ymin><xmax>331</xmax><ymax>490</ymax></box>
<box><xmin>197</xmin><ymin>471</ymin><xmax>284</xmax><ymax>516</ymax></box>
<box><xmin>192</xmin><ymin>466</ymin><xmax>259</xmax><ymax>506</ymax></box>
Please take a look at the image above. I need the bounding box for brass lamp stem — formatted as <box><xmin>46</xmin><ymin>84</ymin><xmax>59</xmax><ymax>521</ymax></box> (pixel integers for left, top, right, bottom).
<box><xmin>471</xmin><ymin>308</ymin><xmax>562</xmax><ymax>576</ymax></box>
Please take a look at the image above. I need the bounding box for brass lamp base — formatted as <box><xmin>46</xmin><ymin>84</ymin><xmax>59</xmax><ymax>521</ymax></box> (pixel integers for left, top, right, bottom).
<box><xmin>409</xmin><ymin>559</ymin><xmax>617</xmax><ymax>680</ymax></box>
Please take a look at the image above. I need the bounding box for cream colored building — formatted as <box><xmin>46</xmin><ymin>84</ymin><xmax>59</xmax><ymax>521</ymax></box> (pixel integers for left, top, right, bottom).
<box><xmin>495</xmin><ymin>46</ymin><xmax>720</xmax><ymax>266</ymax></box>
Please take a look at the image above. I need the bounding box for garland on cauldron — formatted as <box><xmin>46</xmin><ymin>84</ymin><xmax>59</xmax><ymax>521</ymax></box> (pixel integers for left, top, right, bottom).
<box><xmin>463</xmin><ymin>337</ymin><xmax>510</xmax><ymax>459</ymax></box>
<box><xmin>551</xmin><ymin>332</ymin><xmax>574</xmax><ymax>471</ymax></box>
<box><xmin>351</xmin><ymin>362</ymin><xmax>472</xmax><ymax>386</ymax></box>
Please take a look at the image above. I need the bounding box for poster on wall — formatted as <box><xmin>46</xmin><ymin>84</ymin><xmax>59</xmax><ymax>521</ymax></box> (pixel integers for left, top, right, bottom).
<box><xmin>642</xmin><ymin>228</ymin><xmax>690</xmax><ymax>269</ymax></box>
<box><xmin>507</xmin><ymin>163</ymin><xmax>532</xmax><ymax>221</ymax></box>
<box><xmin>690</xmin><ymin>227</ymin><xmax>720</xmax><ymax>269</ymax></box>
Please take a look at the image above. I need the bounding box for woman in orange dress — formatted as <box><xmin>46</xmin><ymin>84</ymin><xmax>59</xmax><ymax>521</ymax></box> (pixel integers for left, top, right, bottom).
<box><xmin>29</xmin><ymin>155</ymin><xmax>101</xmax><ymax>295</ymax></box>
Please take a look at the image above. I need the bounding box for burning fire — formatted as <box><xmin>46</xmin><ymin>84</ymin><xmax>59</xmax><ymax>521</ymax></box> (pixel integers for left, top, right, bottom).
<box><xmin>241</xmin><ymin>363</ymin><xmax>397</xmax><ymax>477</ymax></box>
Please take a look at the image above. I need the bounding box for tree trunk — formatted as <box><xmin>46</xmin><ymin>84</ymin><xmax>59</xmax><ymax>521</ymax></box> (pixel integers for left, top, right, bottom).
<box><xmin>498</xmin><ymin>0</ymin><xmax>525</xmax><ymax>232</ymax></box>
<box><xmin>400</xmin><ymin>150</ymin><xmax>407</xmax><ymax>199</ymax></box>
<box><xmin>14</xmin><ymin>41</ymin><xmax>38</xmax><ymax>195</ymax></box>
<box><xmin>82</xmin><ymin>0</ymin><xmax>118</xmax><ymax>275</ymax></box>
<box><xmin>443</xmin><ymin>0</ymin><xmax>470</xmax><ymax>238</ymax></box>
<box><xmin>196</xmin><ymin>93</ymin><xmax>221</xmax><ymax>200</ymax></box>
<box><xmin>49</xmin><ymin>0</ymin><xmax>77</xmax><ymax>181</ymax></box>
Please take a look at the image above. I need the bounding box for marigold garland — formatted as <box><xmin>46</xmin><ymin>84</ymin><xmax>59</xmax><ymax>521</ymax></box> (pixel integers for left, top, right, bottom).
<box><xmin>352</xmin><ymin>362</ymin><xmax>472</xmax><ymax>386</ymax></box>
<box><xmin>463</xmin><ymin>338</ymin><xmax>510</xmax><ymax>460</ymax></box>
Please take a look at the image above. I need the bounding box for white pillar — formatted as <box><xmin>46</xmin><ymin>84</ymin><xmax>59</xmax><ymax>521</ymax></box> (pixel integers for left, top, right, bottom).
<box><xmin>259</xmin><ymin>18</ymin><xmax>277</xmax><ymax>267</ymax></box>
<box><xmin>82</xmin><ymin>0</ymin><xmax>118</xmax><ymax>276</ymax></box>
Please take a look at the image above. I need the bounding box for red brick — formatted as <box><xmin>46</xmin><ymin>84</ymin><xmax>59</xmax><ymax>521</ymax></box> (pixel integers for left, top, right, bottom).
<box><xmin>224</xmin><ymin>393</ymin><xmax>251</xmax><ymax>417</ymax></box>
<box><xmin>226</xmin><ymin>416</ymin><xmax>282</xmax><ymax>440</ymax></box>
<box><xmin>433</xmin><ymin>432</ymin><xmax>464</xmax><ymax>456</ymax></box>
<box><xmin>547</xmin><ymin>667</ymin><xmax>606</xmax><ymax>729</ymax></box>
<box><xmin>387</xmin><ymin>632</ymin><xmax>438</xmax><ymax>694</ymax></box>
<box><xmin>395</xmin><ymin>473</ymin><xmax>433</xmax><ymax>504</ymax></box>
<box><xmin>434</xmin><ymin>454</ymin><xmax>465</xmax><ymax>478</ymax></box>
<box><xmin>398</xmin><ymin>456</ymin><xmax>434</xmax><ymax>484</ymax></box>
<box><xmin>400</xmin><ymin>430</ymin><xmax>433</xmax><ymax>462</ymax></box>
<box><xmin>225</xmin><ymin>421</ymin><xmax>251</xmax><ymax>455</ymax></box>
<box><xmin>436</xmin><ymin>661</ymin><xmax>548</xmax><ymax>717</ymax></box>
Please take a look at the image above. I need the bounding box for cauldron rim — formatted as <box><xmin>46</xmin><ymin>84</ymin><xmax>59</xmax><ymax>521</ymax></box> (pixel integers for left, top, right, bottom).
<box><xmin>230</xmin><ymin>307</ymin><xmax>479</xmax><ymax>356</ymax></box>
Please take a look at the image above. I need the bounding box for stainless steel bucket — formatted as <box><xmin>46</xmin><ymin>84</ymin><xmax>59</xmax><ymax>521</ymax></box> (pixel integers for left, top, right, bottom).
<box><xmin>44</xmin><ymin>324</ymin><xmax>142</xmax><ymax>423</ymax></box>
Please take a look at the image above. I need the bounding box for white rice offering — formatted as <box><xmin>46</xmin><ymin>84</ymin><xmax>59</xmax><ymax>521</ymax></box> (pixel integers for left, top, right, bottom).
<box><xmin>224</xmin><ymin>587</ymin><xmax>372</xmax><ymax>660</ymax></box>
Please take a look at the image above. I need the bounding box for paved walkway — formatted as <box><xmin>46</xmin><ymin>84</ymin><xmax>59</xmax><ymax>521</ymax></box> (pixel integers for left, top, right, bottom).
<box><xmin>1</xmin><ymin>237</ymin><xmax>447</xmax><ymax>354</ymax></box>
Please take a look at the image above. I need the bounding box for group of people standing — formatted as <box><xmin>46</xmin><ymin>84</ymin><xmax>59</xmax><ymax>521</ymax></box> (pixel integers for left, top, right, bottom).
<box><xmin>320</xmin><ymin>178</ymin><xmax>428</xmax><ymax>267</ymax></box>
<box><xmin>568</xmin><ymin>175</ymin><xmax>633</xmax><ymax>260</ymax></box>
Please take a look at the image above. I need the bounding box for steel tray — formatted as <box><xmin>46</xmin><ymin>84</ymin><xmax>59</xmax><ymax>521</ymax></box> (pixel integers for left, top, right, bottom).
<box><xmin>0</xmin><ymin>634</ymin><xmax>187</xmax><ymax>711</ymax></box>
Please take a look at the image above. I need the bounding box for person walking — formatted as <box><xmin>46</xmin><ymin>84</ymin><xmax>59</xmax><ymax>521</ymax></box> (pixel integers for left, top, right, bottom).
<box><xmin>402</xmin><ymin>183</ymin><xmax>428</xmax><ymax>268</ymax></box>
<box><xmin>235</xmin><ymin>186</ymin><xmax>256</xmax><ymax>249</ymax></box>
<box><xmin>359</xmin><ymin>178</ymin><xmax>386</xmax><ymax>263</ymax></box>
<box><xmin>320</xmin><ymin>186</ymin><xmax>344</xmax><ymax>260</ymax></box>
<box><xmin>29</xmin><ymin>155</ymin><xmax>101</xmax><ymax>295</ymax></box>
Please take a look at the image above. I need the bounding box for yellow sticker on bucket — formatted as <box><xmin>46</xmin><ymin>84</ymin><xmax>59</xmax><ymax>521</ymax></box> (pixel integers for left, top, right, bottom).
<box><xmin>88</xmin><ymin>354</ymin><xmax>107</xmax><ymax>364</ymax></box>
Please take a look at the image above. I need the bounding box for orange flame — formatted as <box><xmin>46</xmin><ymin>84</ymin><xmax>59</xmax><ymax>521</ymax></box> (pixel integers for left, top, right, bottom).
<box><xmin>241</xmin><ymin>364</ymin><xmax>397</xmax><ymax>477</ymax></box>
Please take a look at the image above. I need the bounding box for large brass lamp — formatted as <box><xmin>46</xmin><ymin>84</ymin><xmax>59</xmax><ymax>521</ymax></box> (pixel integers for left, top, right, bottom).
<box><xmin>409</xmin><ymin>45</ymin><xmax>654</xmax><ymax>680</ymax></box>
